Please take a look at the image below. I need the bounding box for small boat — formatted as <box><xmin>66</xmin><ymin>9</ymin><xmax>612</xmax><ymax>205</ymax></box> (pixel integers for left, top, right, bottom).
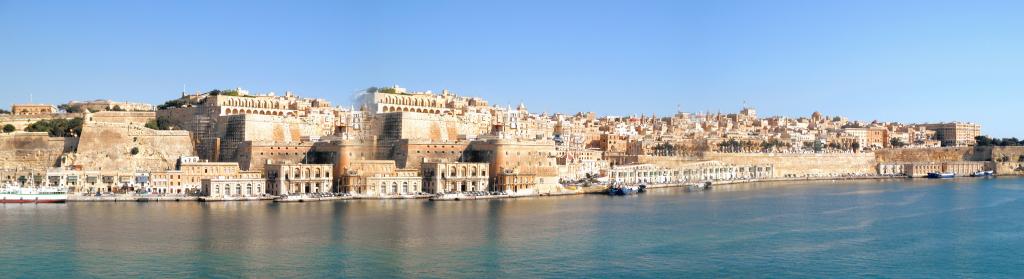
<box><xmin>685</xmin><ymin>182</ymin><xmax>714</xmax><ymax>192</ymax></box>
<box><xmin>927</xmin><ymin>172</ymin><xmax>956</xmax><ymax>179</ymax></box>
<box><xmin>0</xmin><ymin>186</ymin><xmax>68</xmax><ymax>203</ymax></box>
<box><xmin>971</xmin><ymin>170</ymin><xmax>995</xmax><ymax>177</ymax></box>
<box><xmin>637</xmin><ymin>184</ymin><xmax>647</xmax><ymax>193</ymax></box>
<box><xmin>608</xmin><ymin>185</ymin><xmax>641</xmax><ymax>195</ymax></box>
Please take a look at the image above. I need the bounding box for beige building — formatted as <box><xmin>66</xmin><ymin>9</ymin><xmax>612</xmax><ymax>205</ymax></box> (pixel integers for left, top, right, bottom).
<box><xmin>11</xmin><ymin>104</ymin><xmax>56</xmax><ymax>115</ymax></box>
<box><xmin>201</xmin><ymin>177</ymin><xmax>267</xmax><ymax>198</ymax></box>
<box><xmin>922</xmin><ymin>122</ymin><xmax>981</xmax><ymax>147</ymax></box>
<box><xmin>149</xmin><ymin>156</ymin><xmax>261</xmax><ymax>195</ymax></box>
<box><xmin>421</xmin><ymin>161</ymin><xmax>489</xmax><ymax>193</ymax></box>
<box><xmin>265</xmin><ymin>163</ymin><xmax>333</xmax><ymax>195</ymax></box>
<box><xmin>339</xmin><ymin>160</ymin><xmax>422</xmax><ymax>196</ymax></box>
<box><xmin>65</xmin><ymin>100</ymin><xmax>155</xmax><ymax>112</ymax></box>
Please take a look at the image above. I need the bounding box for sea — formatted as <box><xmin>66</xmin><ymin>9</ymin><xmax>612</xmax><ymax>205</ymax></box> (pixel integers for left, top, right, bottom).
<box><xmin>3</xmin><ymin>177</ymin><xmax>1024</xmax><ymax>278</ymax></box>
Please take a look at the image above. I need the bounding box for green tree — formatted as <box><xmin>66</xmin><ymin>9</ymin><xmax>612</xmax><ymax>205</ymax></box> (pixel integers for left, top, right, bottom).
<box><xmin>890</xmin><ymin>138</ymin><xmax>907</xmax><ymax>148</ymax></box>
<box><xmin>24</xmin><ymin>118</ymin><xmax>84</xmax><ymax>137</ymax></box>
<box><xmin>130</xmin><ymin>147</ymin><xmax>140</xmax><ymax>155</ymax></box>
<box><xmin>2</xmin><ymin>124</ymin><xmax>14</xmax><ymax>133</ymax></box>
<box><xmin>157</xmin><ymin>98</ymin><xmax>196</xmax><ymax>110</ymax></box>
<box><xmin>0</xmin><ymin>108</ymin><xmax>9</xmax><ymax>114</ymax></box>
<box><xmin>57</xmin><ymin>104</ymin><xmax>82</xmax><ymax>113</ymax></box>
<box><xmin>144</xmin><ymin>116</ymin><xmax>173</xmax><ymax>130</ymax></box>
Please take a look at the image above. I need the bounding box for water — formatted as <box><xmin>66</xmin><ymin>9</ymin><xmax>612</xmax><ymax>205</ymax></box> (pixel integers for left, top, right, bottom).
<box><xmin>4</xmin><ymin>177</ymin><xmax>1024</xmax><ymax>278</ymax></box>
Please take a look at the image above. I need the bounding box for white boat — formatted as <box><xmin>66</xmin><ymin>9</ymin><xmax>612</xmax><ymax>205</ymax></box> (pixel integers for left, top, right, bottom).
<box><xmin>0</xmin><ymin>186</ymin><xmax>68</xmax><ymax>203</ymax></box>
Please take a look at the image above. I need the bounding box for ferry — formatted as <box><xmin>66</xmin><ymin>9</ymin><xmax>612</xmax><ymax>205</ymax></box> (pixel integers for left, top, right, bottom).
<box><xmin>0</xmin><ymin>186</ymin><xmax>68</xmax><ymax>203</ymax></box>
<box><xmin>971</xmin><ymin>170</ymin><xmax>995</xmax><ymax>177</ymax></box>
<box><xmin>927</xmin><ymin>172</ymin><xmax>956</xmax><ymax>179</ymax></box>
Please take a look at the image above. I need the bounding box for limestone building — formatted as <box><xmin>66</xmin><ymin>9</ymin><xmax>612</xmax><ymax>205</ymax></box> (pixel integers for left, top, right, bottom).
<box><xmin>149</xmin><ymin>157</ymin><xmax>261</xmax><ymax>195</ymax></box>
<box><xmin>264</xmin><ymin>163</ymin><xmax>333</xmax><ymax>195</ymax></box>
<box><xmin>11</xmin><ymin>104</ymin><xmax>56</xmax><ymax>115</ymax></box>
<box><xmin>338</xmin><ymin>160</ymin><xmax>422</xmax><ymax>196</ymax></box>
<box><xmin>201</xmin><ymin>177</ymin><xmax>267</xmax><ymax>198</ymax></box>
<box><xmin>921</xmin><ymin>122</ymin><xmax>981</xmax><ymax>147</ymax></box>
<box><xmin>421</xmin><ymin>161</ymin><xmax>489</xmax><ymax>193</ymax></box>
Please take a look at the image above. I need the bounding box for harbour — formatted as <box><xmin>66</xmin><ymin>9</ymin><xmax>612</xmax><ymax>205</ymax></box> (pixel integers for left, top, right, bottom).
<box><xmin>4</xmin><ymin>177</ymin><xmax>1024</xmax><ymax>278</ymax></box>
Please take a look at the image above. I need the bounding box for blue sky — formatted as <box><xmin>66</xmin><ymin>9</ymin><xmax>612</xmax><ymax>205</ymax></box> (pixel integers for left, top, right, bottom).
<box><xmin>1</xmin><ymin>0</ymin><xmax>1022</xmax><ymax>136</ymax></box>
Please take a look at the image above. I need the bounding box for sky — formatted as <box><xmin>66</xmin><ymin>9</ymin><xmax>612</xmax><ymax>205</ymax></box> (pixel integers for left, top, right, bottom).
<box><xmin>1</xmin><ymin>0</ymin><xmax>1022</xmax><ymax>137</ymax></box>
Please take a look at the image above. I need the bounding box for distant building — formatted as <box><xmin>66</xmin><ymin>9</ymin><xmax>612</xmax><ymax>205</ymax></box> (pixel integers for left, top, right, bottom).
<box><xmin>11</xmin><ymin>104</ymin><xmax>56</xmax><ymax>115</ymax></box>
<box><xmin>922</xmin><ymin>122</ymin><xmax>981</xmax><ymax>147</ymax></box>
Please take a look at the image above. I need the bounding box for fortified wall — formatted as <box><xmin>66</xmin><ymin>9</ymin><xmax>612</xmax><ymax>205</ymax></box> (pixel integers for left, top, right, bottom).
<box><xmin>375</xmin><ymin>112</ymin><xmax>490</xmax><ymax>143</ymax></box>
<box><xmin>88</xmin><ymin>111</ymin><xmax>155</xmax><ymax>125</ymax></box>
<box><xmin>701</xmin><ymin>152</ymin><xmax>877</xmax><ymax>178</ymax></box>
<box><xmin>873</xmin><ymin>147</ymin><xmax>990</xmax><ymax>163</ymax></box>
<box><xmin>991</xmin><ymin>146</ymin><xmax>1024</xmax><ymax>175</ymax></box>
<box><xmin>0</xmin><ymin>132</ymin><xmax>69</xmax><ymax>172</ymax></box>
<box><xmin>71</xmin><ymin>122</ymin><xmax>194</xmax><ymax>173</ymax></box>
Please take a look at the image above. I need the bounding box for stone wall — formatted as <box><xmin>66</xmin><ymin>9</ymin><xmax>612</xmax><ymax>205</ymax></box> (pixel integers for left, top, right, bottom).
<box><xmin>0</xmin><ymin>132</ymin><xmax>67</xmax><ymax>172</ymax></box>
<box><xmin>873</xmin><ymin>147</ymin><xmax>989</xmax><ymax>163</ymax></box>
<box><xmin>88</xmin><ymin>111</ymin><xmax>155</xmax><ymax>125</ymax></box>
<box><xmin>701</xmin><ymin>152</ymin><xmax>877</xmax><ymax>178</ymax></box>
<box><xmin>991</xmin><ymin>146</ymin><xmax>1024</xmax><ymax>175</ymax></box>
<box><xmin>72</xmin><ymin>122</ymin><xmax>194</xmax><ymax>173</ymax></box>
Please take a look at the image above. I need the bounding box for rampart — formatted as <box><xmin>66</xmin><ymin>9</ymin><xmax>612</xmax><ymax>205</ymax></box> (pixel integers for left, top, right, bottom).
<box><xmin>72</xmin><ymin>122</ymin><xmax>195</xmax><ymax>173</ymax></box>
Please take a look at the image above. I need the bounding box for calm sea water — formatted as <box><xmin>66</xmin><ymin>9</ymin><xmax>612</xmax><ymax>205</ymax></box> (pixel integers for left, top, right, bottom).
<box><xmin>3</xmin><ymin>177</ymin><xmax>1024</xmax><ymax>278</ymax></box>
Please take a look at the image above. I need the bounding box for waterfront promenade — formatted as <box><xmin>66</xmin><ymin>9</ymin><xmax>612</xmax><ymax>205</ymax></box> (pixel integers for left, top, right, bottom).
<box><xmin>63</xmin><ymin>174</ymin><xmax>962</xmax><ymax>203</ymax></box>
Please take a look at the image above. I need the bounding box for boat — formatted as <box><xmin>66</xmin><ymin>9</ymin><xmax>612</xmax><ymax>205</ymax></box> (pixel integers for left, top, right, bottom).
<box><xmin>685</xmin><ymin>181</ymin><xmax>714</xmax><ymax>192</ymax></box>
<box><xmin>637</xmin><ymin>184</ymin><xmax>647</xmax><ymax>193</ymax></box>
<box><xmin>0</xmin><ymin>186</ymin><xmax>68</xmax><ymax>203</ymax></box>
<box><xmin>971</xmin><ymin>170</ymin><xmax>995</xmax><ymax>177</ymax></box>
<box><xmin>608</xmin><ymin>185</ymin><xmax>641</xmax><ymax>196</ymax></box>
<box><xmin>927</xmin><ymin>172</ymin><xmax>956</xmax><ymax>179</ymax></box>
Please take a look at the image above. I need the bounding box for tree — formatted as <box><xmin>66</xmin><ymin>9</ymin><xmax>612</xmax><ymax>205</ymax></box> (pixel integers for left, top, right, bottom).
<box><xmin>157</xmin><ymin>98</ymin><xmax>195</xmax><ymax>110</ymax></box>
<box><xmin>0</xmin><ymin>108</ymin><xmax>9</xmax><ymax>114</ymax></box>
<box><xmin>852</xmin><ymin>142</ymin><xmax>861</xmax><ymax>151</ymax></box>
<box><xmin>24</xmin><ymin>118</ymin><xmax>84</xmax><ymax>137</ymax></box>
<box><xmin>975</xmin><ymin>136</ymin><xmax>993</xmax><ymax>146</ymax></box>
<box><xmin>144</xmin><ymin>116</ymin><xmax>173</xmax><ymax>130</ymax></box>
<box><xmin>2</xmin><ymin>124</ymin><xmax>14</xmax><ymax>133</ymax></box>
<box><xmin>111</xmin><ymin>105</ymin><xmax>125</xmax><ymax>111</ymax></box>
<box><xmin>57</xmin><ymin>104</ymin><xmax>83</xmax><ymax>113</ymax></box>
<box><xmin>890</xmin><ymin>138</ymin><xmax>907</xmax><ymax>148</ymax></box>
<box><xmin>130</xmin><ymin>147</ymin><xmax>140</xmax><ymax>155</ymax></box>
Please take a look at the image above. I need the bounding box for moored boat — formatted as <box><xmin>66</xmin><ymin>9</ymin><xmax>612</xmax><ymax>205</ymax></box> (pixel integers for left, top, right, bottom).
<box><xmin>608</xmin><ymin>185</ymin><xmax>641</xmax><ymax>195</ymax></box>
<box><xmin>0</xmin><ymin>186</ymin><xmax>68</xmax><ymax>203</ymax></box>
<box><xmin>927</xmin><ymin>172</ymin><xmax>956</xmax><ymax>179</ymax></box>
<box><xmin>971</xmin><ymin>170</ymin><xmax>995</xmax><ymax>177</ymax></box>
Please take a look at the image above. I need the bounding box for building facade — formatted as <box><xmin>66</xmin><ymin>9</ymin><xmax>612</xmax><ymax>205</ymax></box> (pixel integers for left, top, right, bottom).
<box><xmin>421</xmin><ymin>161</ymin><xmax>489</xmax><ymax>193</ymax></box>
<box><xmin>264</xmin><ymin>163</ymin><xmax>333</xmax><ymax>195</ymax></box>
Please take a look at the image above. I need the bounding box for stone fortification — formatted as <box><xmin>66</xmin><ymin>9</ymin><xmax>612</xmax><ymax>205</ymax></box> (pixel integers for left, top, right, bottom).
<box><xmin>873</xmin><ymin>147</ymin><xmax>989</xmax><ymax>163</ymax></box>
<box><xmin>71</xmin><ymin>122</ymin><xmax>194</xmax><ymax>173</ymax></box>
<box><xmin>991</xmin><ymin>146</ymin><xmax>1024</xmax><ymax>175</ymax></box>
<box><xmin>701</xmin><ymin>152</ymin><xmax>877</xmax><ymax>178</ymax></box>
<box><xmin>0</xmin><ymin>132</ymin><xmax>67</xmax><ymax>172</ymax></box>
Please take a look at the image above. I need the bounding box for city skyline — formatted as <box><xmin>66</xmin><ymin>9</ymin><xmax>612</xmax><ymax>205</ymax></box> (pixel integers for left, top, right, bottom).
<box><xmin>3</xmin><ymin>0</ymin><xmax>1023</xmax><ymax>137</ymax></box>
